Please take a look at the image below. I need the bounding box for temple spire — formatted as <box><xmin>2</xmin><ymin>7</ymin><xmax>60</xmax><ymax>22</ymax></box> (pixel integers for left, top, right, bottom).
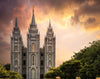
<box><xmin>13</xmin><ymin>17</ymin><xmax>20</xmax><ymax>35</ymax></box>
<box><xmin>31</xmin><ymin>8</ymin><xmax>36</xmax><ymax>25</ymax></box>
<box><xmin>46</xmin><ymin>19</ymin><xmax>53</xmax><ymax>36</ymax></box>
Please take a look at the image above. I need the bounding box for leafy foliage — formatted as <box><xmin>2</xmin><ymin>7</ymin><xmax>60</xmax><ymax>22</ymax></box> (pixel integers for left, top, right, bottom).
<box><xmin>44</xmin><ymin>67</ymin><xmax>63</xmax><ymax>78</ymax></box>
<box><xmin>44</xmin><ymin>60</ymin><xmax>81</xmax><ymax>79</ymax></box>
<box><xmin>4</xmin><ymin>64</ymin><xmax>10</xmax><ymax>70</ymax></box>
<box><xmin>60</xmin><ymin>60</ymin><xmax>81</xmax><ymax>79</ymax></box>
<box><xmin>8</xmin><ymin>71</ymin><xmax>22</xmax><ymax>79</ymax></box>
<box><xmin>45</xmin><ymin>40</ymin><xmax>100</xmax><ymax>79</ymax></box>
<box><xmin>0</xmin><ymin>64</ymin><xmax>9</xmax><ymax>78</ymax></box>
<box><xmin>73</xmin><ymin>40</ymin><xmax>100</xmax><ymax>78</ymax></box>
<box><xmin>0</xmin><ymin>63</ymin><xmax>22</xmax><ymax>79</ymax></box>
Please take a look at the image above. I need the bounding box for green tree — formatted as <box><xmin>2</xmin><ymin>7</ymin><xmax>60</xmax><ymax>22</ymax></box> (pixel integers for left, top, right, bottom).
<box><xmin>44</xmin><ymin>67</ymin><xmax>63</xmax><ymax>78</ymax></box>
<box><xmin>4</xmin><ymin>64</ymin><xmax>10</xmax><ymax>70</ymax></box>
<box><xmin>0</xmin><ymin>63</ymin><xmax>22</xmax><ymax>79</ymax></box>
<box><xmin>45</xmin><ymin>60</ymin><xmax>81</xmax><ymax>79</ymax></box>
<box><xmin>79</xmin><ymin>64</ymin><xmax>96</xmax><ymax>79</ymax></box>
<box><xmin>0</xmin><ymin>64</ymin><xmax>9</xmax><ymax>78</ymax></box>
<box><xmin>8</xmin><ymin>71</ymin><xmax>22</xmax><ymax>79</ymax></box>
<box><xmin>94</xmin><ymin>55</ymin><xmax>100</xmax><ymax>77</ymax></box>
<box><xmin>60</xmin><ymin>60</ymin><xmax>81</xmax><ymax>79</ymax></box>
<box><xmin>45</xmin><ymin>40</ymin><xmax>100</xmax><ymax>79</ymax></box>
<box><xmin>73</xmin><ymin>40</ymin><xmax>100</xmax><ymax>78</ymax></box>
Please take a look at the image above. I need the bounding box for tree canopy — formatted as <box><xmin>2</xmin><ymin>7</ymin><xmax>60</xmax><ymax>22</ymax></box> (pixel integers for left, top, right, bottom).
<box><xmin>44</xmin><ymin>40</ymin><xmax>100</xmax><ymax>79</ymax></box>
<box><xmin>4</xmin><ymin>64</ymin><xmax>10</xmax><ymax>70</ymax></box>
<box><xmin>0</xmin><ymin>63</ymin><xmax>22</xmax><ymax>79</ymax></box>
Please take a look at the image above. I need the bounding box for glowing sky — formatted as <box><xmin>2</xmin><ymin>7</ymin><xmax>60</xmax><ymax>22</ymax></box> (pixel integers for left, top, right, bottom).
<box><xmin>0</xmin><ymin>0</ymin><xmax>100</xmax><ymax>67</ymax></box>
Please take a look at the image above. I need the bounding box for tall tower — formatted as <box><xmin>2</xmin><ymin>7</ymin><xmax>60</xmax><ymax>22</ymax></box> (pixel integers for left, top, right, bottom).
<box><xmin>44</xmin><ymin>21</ymin><xmax>56</xmax><ymax>73</ymax></box>
<box><xmin>11</xmin><ymin>18</ymin><xmax>23</xmax><ymax>75</ymax></box>
<box><xmin>27</xmin><ymin>9</ymin><xmax>40</xmax><ymax>79</ymax></box>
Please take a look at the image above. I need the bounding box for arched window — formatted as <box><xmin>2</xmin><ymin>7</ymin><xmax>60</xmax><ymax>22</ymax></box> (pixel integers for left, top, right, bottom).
<box><xmin>32</xmin><ymin>43</ymin><xmax>35</xmax><ymax>52</ymax></box>
<box><xmin>32</xmin><ymin>55</ymin><xmax>35</xmax><ymax>65</ymax></box>
<box><xmin>32</xmin><ymin>69</ymin><xmax>35</xmax><ymax>79</ymax></box>
<box><xmin>23</xmin><ymin>60</ymin><xmax>26</xmax><ymax>65</ymax></box>
<box><xmin>40</xmin><ymin>60</ymin><xmax>44</xmax><ymax>65</ymax></box>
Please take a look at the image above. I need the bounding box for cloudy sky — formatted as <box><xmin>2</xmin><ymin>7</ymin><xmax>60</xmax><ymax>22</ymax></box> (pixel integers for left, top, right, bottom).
<box><xmin>0</xmin><ymin>0</ymin><xmax>100</xmax><ymax>66</ymax></box>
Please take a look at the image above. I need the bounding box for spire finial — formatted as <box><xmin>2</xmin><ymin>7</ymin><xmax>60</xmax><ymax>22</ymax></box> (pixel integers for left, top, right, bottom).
<box><xmin>15</xmin><ymin>17</ymin><xmax>17</xmax><ymax>27</ymax></box>
<box><xmin>31</xmin><ymin>5</ymin><xmax>35</xmax><ymax>25</ymax></box>
<box><xmin>32</xmin><ymin>5</ymin><xmax>34</xmax><ymax>10</ymax></box>
<box><xmin>49</xmin><ymin>19</ymin><xmax>51</xmax><ymax>27</ymax></box>
<box><xmin>32</xmin><ymin>5</ymin><xmax>34</xmax><ymax>13</ymax></box>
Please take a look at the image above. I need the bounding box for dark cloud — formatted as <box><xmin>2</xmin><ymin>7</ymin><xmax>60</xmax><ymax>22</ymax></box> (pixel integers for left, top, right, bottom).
<box><xmin>83</xmin><ymin>17</ymin><xmax>99</xmax><ymax>30</ymax></box>
<box><xmin>71</xmin><ymin>10</ymin><xmax>80</xmax><ymax>25</ymax></box>
<box><xmin>71</xmin><ymin>0</ymin><xmax>100</xmax><ymax>30</ymax></box>
<box><xmin>77</xmin><ymin>2</ymin><xmax>100</xmax><ymax>15</ymax></box>
<box><xmin>0</xmin><ymin>0</ymin><xmax>27</xmax><ymax>64</ymax></box>
<box><xmin>0</xmin><ymin>0</ymin><xmax>26</xmax><ymax>32</ymax></box>
<box><xmin>85</xmin><ymin>18</ymin><xmax>96</xmax><ymax>24</ymax></box>
<box><xmin>0</xmin><ymin>36</ymin><xmax>10</xmax><ymax>64</ymax></box>
<box><xmin>0</xmin><ymin>37</ymin><xmax>9</xmax><ymax>47</ymax></box>
<box><xmin>32</xmin><ymin>0</ymin><xmax>87</xmax><ymax>11</ymax></box>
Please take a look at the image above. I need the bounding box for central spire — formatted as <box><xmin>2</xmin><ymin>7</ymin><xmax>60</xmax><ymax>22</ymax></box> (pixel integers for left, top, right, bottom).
<box><xmin>31</xmin><ymin>8</ymin><xmax>36</xmax><ymax>25</ymax></box>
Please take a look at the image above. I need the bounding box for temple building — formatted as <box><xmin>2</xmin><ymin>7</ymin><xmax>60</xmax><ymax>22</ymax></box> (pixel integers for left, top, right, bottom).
<box><xmin>10</xmin><ymin>9</ymin><xmax>56</xmax><ymax>79</ymax></box>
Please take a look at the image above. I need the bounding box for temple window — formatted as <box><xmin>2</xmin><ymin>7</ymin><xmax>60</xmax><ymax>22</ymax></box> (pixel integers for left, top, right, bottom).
<box><xmin>32</xmin><ymin>43</ymin><xmax>35</xmax><ymax>52</ymax></box>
